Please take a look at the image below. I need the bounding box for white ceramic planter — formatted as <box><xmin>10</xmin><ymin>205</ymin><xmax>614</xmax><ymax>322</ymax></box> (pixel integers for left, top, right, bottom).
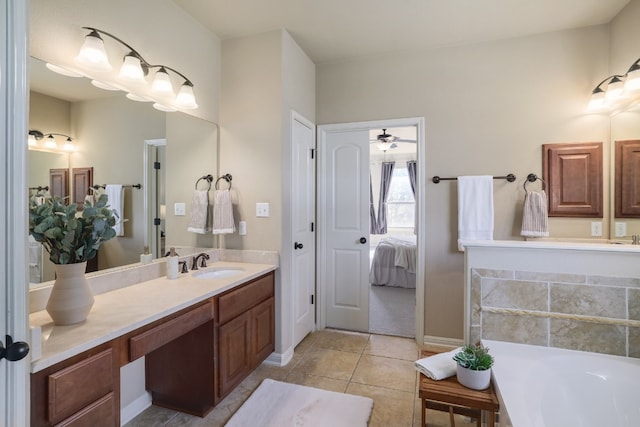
<box><xmin>456</xmin><ymin>364</ymin><xmax>491</xmax><ymax>390</ymax></box>
<box><xmin>46</xmin><ymin>261</ymin><xmax>94</xmax><ymax>325</ymax></box>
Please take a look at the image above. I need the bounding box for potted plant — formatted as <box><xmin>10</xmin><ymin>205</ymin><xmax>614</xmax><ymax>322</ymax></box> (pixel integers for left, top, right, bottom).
<box><xmin>29</xmin><ymin>195</ymin><xmax>117</xmax><ymax>325</ymax></box>
<box><xmin>452</xmin><ymin>344</ymin><xmax>494</xmax><ymax>390</ymax></box>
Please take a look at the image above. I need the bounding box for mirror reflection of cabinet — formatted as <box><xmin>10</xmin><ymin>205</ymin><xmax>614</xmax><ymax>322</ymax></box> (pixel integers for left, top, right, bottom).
<box><xmin>543</xmin><ymin>142</ymin><xmax>603</xmax><ymax>218</ymax></box>
<box><xmin>49</xmin><ymin>168</ymin><xmax>69</xmax><ymax>201</ymax></box>
<box><xmin>72</xmin><ymin>167</ymin><xmax>93</xmax><ymax>208</ymax></box>
<box><xmin>615</xmin><ymin>140</ymin><xmax>640</xmax><ymax>218</ymax></box>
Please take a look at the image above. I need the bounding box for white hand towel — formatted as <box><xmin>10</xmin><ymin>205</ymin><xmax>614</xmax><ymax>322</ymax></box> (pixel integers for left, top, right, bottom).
<box><xmin>457</xmin><ymin>176</ymin><xmax>494</xmax><ymax>251</ymax></box>
<box><xmin>187</xmin><ymin>190</ymin><xmax>210</xmax><ymax>234</ymax></box>
<box><xmin>521</xmin><ymin>190</ymin><xmax>549</xmax><ymax>237</ymax></box>
<box><xmin>414</xmin><ymin>347</ymin><xmax>462</xmax><ymax>380</ymax></box>
<box><xmin>105</xmin><ymin>184</ymin><xmax>124</xmax><ymax>236</ymax></box>
<box><xmin>212</xmin><ymin>189</ymin><xmax>235</xmax><ymax>234</ymax></box>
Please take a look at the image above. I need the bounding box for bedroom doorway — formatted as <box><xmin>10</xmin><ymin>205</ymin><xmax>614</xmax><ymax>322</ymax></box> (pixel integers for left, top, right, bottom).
<box><xmin>317</xmin><ymin>117</ymin><xmax>425</xmax><ymax>343</ymax></box>
<box><xmin>368</xmin><ymin>126</ymin><xmax>418</xmax><ymax>338</ymax></box>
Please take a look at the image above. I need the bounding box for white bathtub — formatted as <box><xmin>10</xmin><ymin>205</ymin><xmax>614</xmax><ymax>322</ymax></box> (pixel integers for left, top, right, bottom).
<box><xmin>483</xmin><ymin>339</ymin><xmax>640</xmax><ymax>427</ymax></box>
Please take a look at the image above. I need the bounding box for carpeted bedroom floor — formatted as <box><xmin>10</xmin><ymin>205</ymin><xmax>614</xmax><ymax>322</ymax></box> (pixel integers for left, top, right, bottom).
<box><xmin>126</xmin><ymin>329</ymin><xmax>475</xmax><ymax>427</ymax></box>
<box><xmin>369</xmin><ymin>284</ymin><xmax>416</xmax><ymax>338</ymax></box>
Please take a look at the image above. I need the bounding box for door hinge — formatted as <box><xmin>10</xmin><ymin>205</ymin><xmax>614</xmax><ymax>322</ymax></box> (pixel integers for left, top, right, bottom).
<box><xmin>154</xmin><ymin>218</ymin><xmax>161</xmax><ymax>226</ymax></box>
<box><xmin>310</xmin><ymin>222</ymin><xmax>314</xmax><ymax>232</ymax></box>
<box><xmin>310</xmin><ymin>148</ymin><xmax>315</xmax><ymax>159</ymax></box>
<box><xmin>311</xmin><ymin>295</ymin><xmax>314</xmax><ymax>304</ymax></box>
<box><xmin>154</xmin><ymin>161</ymin><xmax>161</xmax><ymax>170</ymax></box>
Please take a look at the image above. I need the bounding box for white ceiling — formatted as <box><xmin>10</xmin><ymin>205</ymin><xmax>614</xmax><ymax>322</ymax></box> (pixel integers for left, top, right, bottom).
<box><xmin>174</xmin><ymin>0</ymin><xmax>630</xmax><ymax>64</ymax></box>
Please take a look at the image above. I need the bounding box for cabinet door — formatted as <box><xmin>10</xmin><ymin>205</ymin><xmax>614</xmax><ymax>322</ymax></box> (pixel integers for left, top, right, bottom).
<box><xmin>217</xmin><ymin>311</ymin><xmax>251</xmax><ymax>399</ymax></box>
<box><xmin>252</xmin><ymin>297</ymin><xmax>275</xmax><ymax>365</ymax></box>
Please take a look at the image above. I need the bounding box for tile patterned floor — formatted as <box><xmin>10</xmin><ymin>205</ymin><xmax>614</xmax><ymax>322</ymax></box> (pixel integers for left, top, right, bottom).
<box><xmin>125</xmin><ymin>329</ymin><xmax>477</xmax><ymax>426</ymax></box>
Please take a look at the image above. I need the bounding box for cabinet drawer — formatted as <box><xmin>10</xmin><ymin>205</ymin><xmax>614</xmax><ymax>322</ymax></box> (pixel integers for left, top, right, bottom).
<box><xmin>54</xmin><ymin>392</ymin><xmax>116</xmax><ymax>427</ymax></box>
<box><xmin>129</xmin><ymin>301</ymin><xmax>213</xmax><ymax>361</ymax></box>
<box><xmin>217</xmin><ymin>273</ymin><xmax>274</xmax><ymax>324</ymax></box>
<box><xmin>48</xmin><ymin>349</ymin><xmax>114</xmax><ymax>425</ymax></box>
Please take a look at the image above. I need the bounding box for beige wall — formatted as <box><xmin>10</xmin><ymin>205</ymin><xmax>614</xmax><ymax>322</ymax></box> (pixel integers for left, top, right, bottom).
<box><xmin>317</xmin><ymin>26</ymin><xmax>611</xmax><ymax>339</ymax></box>
<box><xmin>71</xmin><ymin>95</ymin><xmax>165</xmax><ymax>269</ymax></box>
<box><xmin>29</xmin><ymin>0</ymin><xmax>220</xmax><ymax>123</ymax></box>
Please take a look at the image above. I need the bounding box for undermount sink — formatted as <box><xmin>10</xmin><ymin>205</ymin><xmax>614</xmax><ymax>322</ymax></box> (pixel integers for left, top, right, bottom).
<box><xmin>193</xmin><ymin>267</ymin><xmax>245</xmax><ymax>279</ymax></box>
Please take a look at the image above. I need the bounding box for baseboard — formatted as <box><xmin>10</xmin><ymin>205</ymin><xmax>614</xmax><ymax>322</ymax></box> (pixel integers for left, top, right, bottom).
<box><xmin>120</xmin><ymin>391</ymin><xmax>152</xmax><ymax>426</ymax></box>
<box><xmin>422</xmin><ymin>335</ymin><xmax>464</xmax><ymax>349</ymax></box>
<box><xmin>263</xmin><ymin>347</ymin><xmax>294</xmax><ymax>367</ymax></box>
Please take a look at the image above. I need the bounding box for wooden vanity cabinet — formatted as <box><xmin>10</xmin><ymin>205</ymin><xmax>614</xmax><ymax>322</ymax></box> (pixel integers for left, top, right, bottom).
<box><xmin>215</xmin><ymin>272</ymin><xmax>275</xmax><ymax>402</ymax></box>
<box><xmin>31</xmin><ymin>343</ymin><xmax>120</xmax><ymax>427</ymax></box>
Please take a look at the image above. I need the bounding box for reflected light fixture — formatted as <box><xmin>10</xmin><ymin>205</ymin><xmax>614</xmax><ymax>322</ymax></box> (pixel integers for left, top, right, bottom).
<box><xmin>28</xmin><ymin>130</ymin><xmax>75</xmax><ymax>152</ymax></box>
<box><xmin>74</xmin><ymin>27</ymin><xmax>198</xmax><ymax>110</ymax></box>
<box><xmin>587</xmin><ymin>56</ymin><xmax>640</xmax><ymax>114</ymax></box>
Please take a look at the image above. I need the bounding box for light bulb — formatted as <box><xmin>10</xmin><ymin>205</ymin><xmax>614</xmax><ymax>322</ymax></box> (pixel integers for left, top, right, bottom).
<box><xmin>175</xmin><ymin>82</ymin><xmax>198</xmax><ymax>109</ymax></box>
<box><xmin>587</xmin><ymin>89</ymin><xmax>606</xmax><ymax>112</ymax></box>
<box><xmin>151</xmin><ymin>67</ymin><xmax>174</xmax><ymax>96</ymax></box>
<box><xmin>28</xmin><ymin>134</ymin><xmax>37</xmax><ymax>146</ymax></box>
<box><xmin>624</xmin><ymin>67</ymin><xmax>640</xmax><ymax>92</ymax></box>
<box><xmin>605</xmin><ymin>76</ymin><xmax>625</xmax><ymax>100</ymax></box>
<box><xmin>118</xmin><ymin>54</ymin><xmax>147</xmax><ymax>85</ymax></box>
<box><xmin>63</xmin><ymin>138</ymin><xmax>75</xmax><ymax>152</ymax></box>
<box><xmin>75</xmin><ymin>30</ymin><xmax>112</xmax><ymax>72</ymax></box>
<box><xmin>44</xmin><ymin>135</ymin><xmax>57</xmax><ymax>149</ymax></box>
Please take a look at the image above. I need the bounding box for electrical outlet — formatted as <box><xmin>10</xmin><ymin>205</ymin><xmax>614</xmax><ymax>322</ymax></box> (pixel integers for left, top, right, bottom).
<box><xmin>591</xmin><ymin>221</ymin><xmax>602</xmax><ymax>237</ymax></box>
<box><xmin>239</xmin><ymin>221</ymin><xmax>247</xmax><ymax>235</ymax></box>
<box><xmin>615</xmin><ymin>222</ymin><xmax>627</xmax><ymax>237</ymax></box>
<box><xmin>256</xmin><ymin>202</ymin><xmax>270</xmax><ymax>217</ymax></box>
<box><xmin>174</xmin><ymin>202</ymin><xmax>186</xmax><ymax>216</ymax></box>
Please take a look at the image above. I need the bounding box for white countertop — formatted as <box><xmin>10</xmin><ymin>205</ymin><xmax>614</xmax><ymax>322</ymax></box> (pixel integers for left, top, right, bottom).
<box><xmin>29</xmin><ymin>261</ymin><xmax>277</xmax><ymax>373</ymax></box>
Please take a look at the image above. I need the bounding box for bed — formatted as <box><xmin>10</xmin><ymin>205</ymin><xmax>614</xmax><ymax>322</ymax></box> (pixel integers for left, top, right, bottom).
<box><xmin>369</xmin><ymin>236</ymin><xmax>416</xmax><ymax>288</ymax></box>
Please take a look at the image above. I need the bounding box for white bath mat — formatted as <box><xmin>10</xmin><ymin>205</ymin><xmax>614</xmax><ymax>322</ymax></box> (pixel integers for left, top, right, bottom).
<box><xmin>225</xmin><ymin>379</ymin><xmax>374</xmax><ymax>427</ymax></box>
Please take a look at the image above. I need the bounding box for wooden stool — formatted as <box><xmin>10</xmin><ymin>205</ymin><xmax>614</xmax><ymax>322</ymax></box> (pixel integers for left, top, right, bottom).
<box><xmin>418</xmin><ymin>350</ymin><xmax>499</xmax><ymax>427</ymax></box>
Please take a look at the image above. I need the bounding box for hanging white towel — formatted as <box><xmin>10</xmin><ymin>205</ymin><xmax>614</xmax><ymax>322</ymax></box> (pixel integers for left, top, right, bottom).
<box><xmin>105</xmin><ymin>184</ymin><xmax>124</xmax><ymax>236</ymax></box>
<box><xmin>457</xmin><ymin>176</ymin><xmax>494</xmax><ymax>251</ymax></box>
<box><xmin>212</xmin><ymin>189</ymin><xmax>235</xmax><ymax>234</ymax></box>
<box><xmin>187</xmin><ymin>190</ymin><xmax>210</xmax><ymax>234</ymax></box>
<box><xmin>521</xmin><ymin>190</ymin><xmax>549</xmax><ymax>237</ymax></box>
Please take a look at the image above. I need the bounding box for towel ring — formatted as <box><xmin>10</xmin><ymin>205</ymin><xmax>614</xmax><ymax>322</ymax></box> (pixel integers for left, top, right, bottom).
<box><xmin>195</xmin><ymin>174</ymin><xmax>213</xmax><ymax>191</ymax></box>
<box><xmin>215</xmin><ymin>174</ymin><xmax>232</xmax><ymax>190</ymax></box>
<box><xmin>524</xmin><ymin>173</ymin><xmax>546</xmax><ymax>191</ymax></box>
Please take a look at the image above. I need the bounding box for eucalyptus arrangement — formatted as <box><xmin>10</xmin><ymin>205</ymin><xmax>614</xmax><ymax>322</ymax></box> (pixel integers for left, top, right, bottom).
<box><xmin>29</xmin><ymin>194</ymin><xmax>118</xmax><ymax>265</ymax></box>
<box><xmin>453</xmin><ymin>344</ymin><xmax>494</xmax><ymax>371</ymax></box>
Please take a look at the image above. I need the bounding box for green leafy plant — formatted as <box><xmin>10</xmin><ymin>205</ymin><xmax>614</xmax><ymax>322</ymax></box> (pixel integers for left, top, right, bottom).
<box><xmin>452</xmin><ymin>344</ymin><xmax>494</xmax><ymax>371</ymax></box>
<box><xmin>29</xmin><ymin>195</ymin><xmax>118</xmax><ymax>265</ymax></box>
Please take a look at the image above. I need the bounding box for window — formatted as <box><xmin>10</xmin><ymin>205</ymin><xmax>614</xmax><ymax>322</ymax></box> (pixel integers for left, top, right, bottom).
<box><xmin>387</xmin><ymin>167</ymin><xmax>415</xmax><ymax>228</ymax></box>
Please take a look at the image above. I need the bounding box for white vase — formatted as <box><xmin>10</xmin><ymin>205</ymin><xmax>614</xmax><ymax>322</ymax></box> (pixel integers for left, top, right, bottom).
<box><xmin>46</xmin><ymin>261</ymin><xmax>94</xmax><ymax>326</ymax></box>
<box><xmin>456</xmin><ymin>364</ymin><xmax>491</xmax><ymax>390</ymax></box>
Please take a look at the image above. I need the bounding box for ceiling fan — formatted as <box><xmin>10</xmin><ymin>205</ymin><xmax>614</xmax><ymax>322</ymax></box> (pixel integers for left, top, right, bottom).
<box><xmin>370</xmin><ymin>129</ymin><xmax>416</xmax><ymax>151</ymax></box>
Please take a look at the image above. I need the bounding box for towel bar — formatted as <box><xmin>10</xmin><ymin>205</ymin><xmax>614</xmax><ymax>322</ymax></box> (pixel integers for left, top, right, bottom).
<box><xmin>432</xmin><ymin>174</ymin><xmax>516</xmax><ymax>184</ymax></box>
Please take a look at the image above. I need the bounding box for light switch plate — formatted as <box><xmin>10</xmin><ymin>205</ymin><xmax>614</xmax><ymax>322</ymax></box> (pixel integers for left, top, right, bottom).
<box><xmin>256</xmin><ymin>202</ymin><xmax>269</xmax><ymax>217</ymax></box>
<box><xmin>174</xmin><ymin>202</ymin><xmax>186</xmax><ymax>216</ymax></box>
<box><xmin>615</xmin><ymin>222</ymin><xmax>627</xmax><ymax>237</ymax></box>
<box><xmin>591</xmin><ymin>221</ymin><xmax>602</xmax><ymax>237</ymax></box>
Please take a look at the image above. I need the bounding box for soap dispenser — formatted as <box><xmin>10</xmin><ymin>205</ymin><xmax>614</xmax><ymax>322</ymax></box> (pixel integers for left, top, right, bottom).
<box><xmin>140</xmin><ymin>246</ymin><xmax>153</xmax><ymax>264</ymax></box>
<box><xmin>166</xmin><ymin>247</ymin><xmax>179</xmax><ymax>280</ymax></box>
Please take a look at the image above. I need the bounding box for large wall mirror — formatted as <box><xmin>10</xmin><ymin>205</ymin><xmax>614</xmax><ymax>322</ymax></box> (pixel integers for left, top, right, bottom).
<box><xmin>29</xmin><ymin>57</ymin><xmax>218</xmax><ymax>287</ymax></box>
<box><xmin>611</xmin><ymin>110</ymin><xmax>640</xmax><ymax>236</ymax></box>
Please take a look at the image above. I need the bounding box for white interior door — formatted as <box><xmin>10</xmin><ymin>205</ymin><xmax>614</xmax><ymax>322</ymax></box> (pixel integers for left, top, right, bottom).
<box><xmin>1</xmin><ymin>1</ymin><xmax>30</xmax><ymax>425</ymax></box>
<box><xmin>291</xmin><ymin>113</ymin><xmax>316</xmax><ymax>346</ymax></box>
<box><xmin>319</xmin><ymin>128</ymin><xmax>370</xmax><ymax>332</ymax></box>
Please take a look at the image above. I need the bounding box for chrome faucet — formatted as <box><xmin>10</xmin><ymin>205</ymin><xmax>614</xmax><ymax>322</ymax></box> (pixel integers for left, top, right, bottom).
<box><xmin>633</xmin><ymin>235</ymin><xmax>640</xmax><ymax>245</ymax></box>
<box><xmin>191</xmin><ymin>253</ymin><xmax>210</xmax><ymax>270</ymax></box>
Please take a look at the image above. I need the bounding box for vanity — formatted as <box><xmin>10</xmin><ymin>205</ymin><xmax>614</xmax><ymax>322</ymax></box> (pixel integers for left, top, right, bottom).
<box><xmin>29</xmin><ymin>261</ymin><xmax>276</xmax><ymax>426</ymax></box>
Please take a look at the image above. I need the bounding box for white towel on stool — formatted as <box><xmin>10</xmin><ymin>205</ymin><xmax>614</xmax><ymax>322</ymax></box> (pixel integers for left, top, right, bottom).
<box><xmin>457</xmin><ymin>176</ymin><xmax>494</xmax><ymax>251</ymax></box>
<box><xmin>187</xmin><ymin>190</ymin><xmax>210</xmax><ymax>234</ymax></box>
<box><xmin>212</xmin><ymin>189</ymin><xmax>235</xmax><ymax>234</ymax></box>
<box><xmin>105</xmin><ymin>184</ymin><xmax>124</xmax><ymax>236</ymax></box>
<box><xmin>414</xmin><ymin>348</ymin><xmax>462</xmax><ymax>380</ymax></box>
<box><xmin>521</xmin><ymin>190</ymin><xmax>549</xmax><ymax>237</ymax></box>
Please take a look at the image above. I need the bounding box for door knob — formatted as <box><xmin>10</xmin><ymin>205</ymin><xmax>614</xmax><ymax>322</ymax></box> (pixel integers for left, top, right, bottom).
<box><xmin>294</xmin><ymin>242</ymin><xmax>304</xmax><ymax>250</ymax></box>
<box><xmin>359</xmin><ymin>237</ymin><xmax>367</xmax><ymax>244</ymax></box>
<box><xmin>0</xmin><ymin>335</ymin><xmax>29</xmax><ymax>362</ymax></box>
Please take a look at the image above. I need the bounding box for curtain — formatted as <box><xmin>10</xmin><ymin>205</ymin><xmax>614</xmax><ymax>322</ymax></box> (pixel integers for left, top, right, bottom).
<box><xmin>407</xmin><ymin>161</ymin><xmax>417</xmax><ymax>198</ymax></box>
<box><xmin>376</xmin><ymin>161</ymin><xmax>395</xmax><ymax>234</ymax></box>
<box><xmin>369</xmin><ymin>173</ymin><xmax>378</xmax><ymax>234</ymax></box>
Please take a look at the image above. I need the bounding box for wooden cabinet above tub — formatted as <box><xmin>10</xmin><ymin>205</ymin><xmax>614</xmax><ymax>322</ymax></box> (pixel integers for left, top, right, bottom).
<box><xmin>30</xmin><ymin>268</ymin><xmax>277</xmax><ymax>426</ymax></box>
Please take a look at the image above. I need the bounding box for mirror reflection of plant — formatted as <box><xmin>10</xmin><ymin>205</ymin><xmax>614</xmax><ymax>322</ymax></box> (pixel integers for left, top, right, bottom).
<box><xmin>29</xmin><ymin>195</ymin><xmax>118</xmax><ymax>265</ymax></box>
<box><xmin>453</xmin><ymin>344</ymin><xmax>494</xmax><ymax>371</ymax></box>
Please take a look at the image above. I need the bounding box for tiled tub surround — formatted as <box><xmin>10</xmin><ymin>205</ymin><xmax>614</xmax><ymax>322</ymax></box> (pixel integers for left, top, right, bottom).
<box><xmin>464</xmin><ymin>241</ymin><xmax>640</xmax><ymax>358</ymax></box>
